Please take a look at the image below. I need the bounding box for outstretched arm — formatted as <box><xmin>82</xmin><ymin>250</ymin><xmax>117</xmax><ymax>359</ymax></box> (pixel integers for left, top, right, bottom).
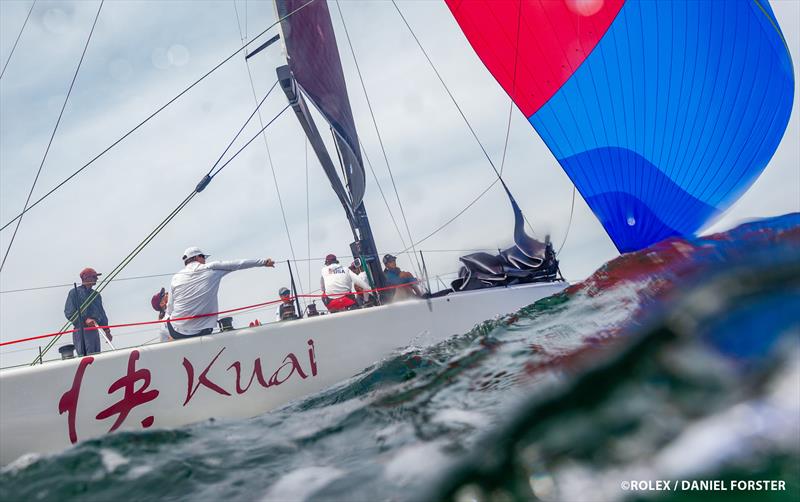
<box><xmin>207</xmin><ymin>258</ymin><xmax>275</xmax><ymax>272</ymax></box>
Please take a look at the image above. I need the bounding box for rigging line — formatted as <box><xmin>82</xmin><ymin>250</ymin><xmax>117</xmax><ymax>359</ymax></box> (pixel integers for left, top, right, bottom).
<box><xmin>209</xmin><ymin>104</ymin><xmax>290</xmax><ymax>178</ymax></box>
<box><xmin>0</xmin><ymin>0</ymin><xmax>37</xmax><ymax>80</ymax></box>
<box><xmin>359</xmin><ymin>138</ymin><xmax>410</xmax><ymax>253</ymax></box>
<box><xmin>398</xmin><ymin>178</ymin><xmax>501</xmax><ymax>256</ymax></box>
<box><xmin>208</xmin><ymin>77</ymin><xmax>279</xmax><ymax>177</ymax></box>
<box><xmin>232</xmin><ymin>4</ymin><xmax>302</xmax><ymax>291</ymax></box>
<box><xmin>498</xmin><ymin>101</ymin><xmax>514</xmax><ymax>177</ymax></box>
<box><xmin>1</xmin><ymin>271</ymin><xmax>174</xmax><ymax>294</ymax></box>
<box><xmin>34</xmin><ymin>190</ymin><xmax>196</xmax><ymax>362</ymax></box>
<box><xmin>33</xmin><ymin>104</ymin><xmax>290</xmax><ymax>363</ymax></box>
<box><xmin>336</xmin><ymin>0</ymin><xmax>422</xmax><ymax>278</ymax></box>
<box><xmin>5</xmin><ymin>243</ymin><xmax>507</xmax><ymax>295</ymax></box>
<box><xmin>305</xmin><ymin>138</ymin><xmax>311</xmax><ymax>295</ymax></box>
<box><xmin>497</xmin><ymin>1</ymin><xmax>538</xmax><ymax>238</ymax></box>
<box><xmin>498</xmin><ymin>0</ymin><xmax>523</xmax><ymax>178</ymax></box>
<box><xmin>0</xmin><ymin>0</ymin><xmax>317</xmax><ymax>234</ymax></box>
<box><xmin>0</xmin><ymin>0</ymin><xmax>104</xmax><ymax>274</ymax></box>
<box><xmin>390</xmin><ymin>0</ymin><xmax>540</xmax><ymax>238</ymax></box>
<box><xmin>391</xmin><ymin>1</ymin><xmax>499</xmax><ymax>181</ymax></box>
<box><xmin>390</xmin><ymin>1</ymin><xmax>540</xmax><ymax>244</ymax></box>
<box><xmin>556</xmin><ymin>186</ymin><xmax>576</xmax><ymax>256</ymax></box>
<box><xmin>496</xmin><ymin>99</ymin><xmax>538</xmax><ymax>239</ymax></box>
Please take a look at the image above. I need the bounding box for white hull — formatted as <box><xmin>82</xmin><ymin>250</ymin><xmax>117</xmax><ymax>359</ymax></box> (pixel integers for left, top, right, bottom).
<box><xmin>0</xmin><ymin>282</ymin><xmax>566</xmax><ymax>465</ymax></box>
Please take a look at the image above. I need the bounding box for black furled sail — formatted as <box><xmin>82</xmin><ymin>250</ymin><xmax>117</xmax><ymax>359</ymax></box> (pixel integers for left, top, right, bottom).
<box><xmin>452</xmin><ymin>182</ymin><xmax>559</xmax><ymax>291</ymax></box>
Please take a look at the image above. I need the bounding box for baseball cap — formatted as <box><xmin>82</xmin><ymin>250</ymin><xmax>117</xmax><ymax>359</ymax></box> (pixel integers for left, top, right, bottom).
<box><xmin>325</xmin><ymin>253</ymin><xmax>337</xmax><ymax>264</ymax></box>
<box><xmin>182</xmin><ymin>246</ymin><xmax>209</xmax><ymax>260</ymax></box>
<box><xmin>382</xmin><ymin>254</ymin><xmax>397</xmax><ymax>265</ymax></box>
<box><xmin>79</xmin><ymin>267</ymin><xmax>101</xmax><ymax>280</ymax></box>
<box><xmin>151</xmin><ymin>287</ymin><xmax>166</xmax><ymax>311</ymax></box>
<box><xmin>279</xmin><ymin>287</ymin><xmax>290</xmax><ymax>297</ymax></box>
<box><xmin>350</xmin><ymin>258</ymin><xmax>362</xmax><ymax>269</ymax></box>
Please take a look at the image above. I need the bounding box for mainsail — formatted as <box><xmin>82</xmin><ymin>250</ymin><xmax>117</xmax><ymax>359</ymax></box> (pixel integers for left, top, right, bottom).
<box><xmin>275</xmin><ymin>0</ymin><xmax>384</xmax><ymax>289</ymax></box>
<box><xmin>447</xmin><ymin>0</ymin><xmax>794</xmax><ymax>253</ymax></box>
<box><xmin>276</xmin><ymin>0</ymin><xmax>366</xmax><ymax>209</ymax></box>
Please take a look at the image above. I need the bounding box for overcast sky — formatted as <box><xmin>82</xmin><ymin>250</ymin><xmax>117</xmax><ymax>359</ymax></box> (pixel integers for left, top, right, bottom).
<box><xmin>1</xmin><ymin>0</ymin><xmax>798</xmax><ymax>367</ymax></box>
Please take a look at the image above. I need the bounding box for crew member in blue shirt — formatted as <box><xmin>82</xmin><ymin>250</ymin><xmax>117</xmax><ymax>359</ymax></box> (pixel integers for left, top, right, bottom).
<box><xmin>64</xmin><ymin>267</ymin><xmax>111</xmax><ymax>356</ymax></box>
<box><xmin>382</xmin><ymin>254</ymin><xmax>421</xmax><ymax>299</ymax></box>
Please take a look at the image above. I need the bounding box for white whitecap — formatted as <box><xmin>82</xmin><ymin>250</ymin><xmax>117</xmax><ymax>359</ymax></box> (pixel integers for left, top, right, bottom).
<box><xmin>1</xmin><ymin>452</ymin><xmax>42</xmax><ymax>474</ymax></box>
<box><xmin>384</xmin><ymin>442</ymin><xmax>449</xmax><ymax>485</ymax></box>
<box><xmin>431</xmin><ymin>408</ymin><xmax>488</xmax><ymax>428</ymax></box>
<box><xmin>262</xmin><ymin>466</ymin><xmax>345</xmax><ymax>501</ymax></box>
<box><xmin>124</xmin><ymin>464</ymin><xmax>153</xmax><ymax>480</ymax></box>
<box><xmin>99</xmin><ymin>448</ymin><xmax>129</xmax><ymax>472</ymax></box>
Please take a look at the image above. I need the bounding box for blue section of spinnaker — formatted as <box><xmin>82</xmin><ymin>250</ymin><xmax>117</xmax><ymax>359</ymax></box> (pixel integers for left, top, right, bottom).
<box><xmin>529</xmin><ymin>0</ymin><xmax>794</xmax><ymax>252</ymax></box>
<box><xmin>563</xmin><ymin>147</ymin><xmax>718</xmax><ymax>251</ymax></box>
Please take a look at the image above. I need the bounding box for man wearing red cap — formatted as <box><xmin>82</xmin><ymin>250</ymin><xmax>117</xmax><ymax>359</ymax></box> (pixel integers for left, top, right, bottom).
<box><xmin>320</xmin><ymin>254</ymin><xmax>370</xmax><ymax>312</ymax></box>
<box><xmin>151</xmin><ymin>288</ymin><xmax>173</xmax><ymax>342</ymax></box>
<box><xmin>64</xmin><ymin>267</ymin><xmax>111</xmax><ymax>356</ymax></box>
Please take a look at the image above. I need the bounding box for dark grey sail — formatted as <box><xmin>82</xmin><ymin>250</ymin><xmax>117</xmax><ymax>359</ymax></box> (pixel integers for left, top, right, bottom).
<box><xmin>451</xmin><ymin>183</ymin><xmax>558</xmax><ymax>291</ymax></box>
<box><xmin>276</xmin><ymin>0</ymin><xmax>366</xmax><ymax>209</ymax></box>
<box><xmin>275</xmin><ymin>0</ymin><xmax>384</xmax><ymax>291</ymax></box>
<box><xmin>277</xmin><ymin>65</ymin><xmax>356</xmax><ymax>230</ymax></box>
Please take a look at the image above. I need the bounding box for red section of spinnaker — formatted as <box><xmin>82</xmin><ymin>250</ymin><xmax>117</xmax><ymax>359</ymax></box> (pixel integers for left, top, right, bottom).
<box><xmin>446</xmin><ymin>0</ymin><xmax>624</xmax><ymax>116</ymax></box>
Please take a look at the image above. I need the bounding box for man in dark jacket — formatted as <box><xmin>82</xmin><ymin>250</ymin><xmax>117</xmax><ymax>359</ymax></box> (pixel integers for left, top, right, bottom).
<box><xmin>64</xmin><ymin>267</ymin><xmax>111</xmax><ymax>356</ymax></box>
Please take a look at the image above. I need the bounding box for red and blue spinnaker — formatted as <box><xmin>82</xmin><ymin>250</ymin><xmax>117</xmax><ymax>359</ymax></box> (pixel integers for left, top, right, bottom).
<box><xmin>447</xmin><ymin>0</ymin><xmax>794</xmax><ymax>252</ymax></box>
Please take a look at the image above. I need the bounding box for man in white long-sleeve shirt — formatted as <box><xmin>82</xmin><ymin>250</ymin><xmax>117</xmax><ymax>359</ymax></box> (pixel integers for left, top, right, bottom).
<box><xmin>166</xmin><ymin>246</ymin><xmax>275</xmax><ymax>339</ymax></box>
<box><xmin>320</xmin><ymin>254</ymin><xmax>370</xmax><ymax>312</ymax></box>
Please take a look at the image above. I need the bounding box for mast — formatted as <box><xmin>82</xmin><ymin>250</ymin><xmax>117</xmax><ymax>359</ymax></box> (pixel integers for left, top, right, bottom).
<box><xmin>274</xmin><ymin>0</ymin><xmax>386</xmax><ymax>290</ymax></box>
<box><xmin>276</xmin><ymin>66</ymin><xmax>357</xmax><ymax>236</ymax></box>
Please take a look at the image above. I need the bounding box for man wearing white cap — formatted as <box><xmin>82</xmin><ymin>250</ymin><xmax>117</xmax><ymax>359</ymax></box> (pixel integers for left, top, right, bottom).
<box><xmin>165</xmin><ymin>247</ymin><xmax>275</xmax><ymax>339</ymax></box>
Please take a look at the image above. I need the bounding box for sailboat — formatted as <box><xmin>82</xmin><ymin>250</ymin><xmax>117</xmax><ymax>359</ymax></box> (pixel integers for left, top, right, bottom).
<box><xmin>0</xmin><ymin>0</ymin><xmax>567</xmax><ymax>465</ymax></box>
<box><xmin>0</xmin><ymin>0</ymin><xmax>793</xmax><ymax>466</ymax></box>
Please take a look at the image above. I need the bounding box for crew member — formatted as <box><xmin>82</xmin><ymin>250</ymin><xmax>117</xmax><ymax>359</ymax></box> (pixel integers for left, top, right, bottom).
<box><xmin>151</xmin><ymin>287</ymin><xmax>172</xmax><ymax>342</ymax></box>
<box><xmin>166</xmin><ymin>246</ymin><xmax>275</xmax><ymax>339</ymax></box>
<box><xmin>64</xmin><ymin>267</ymin><xmax>112</xmax><ymax>356</ymax></box>
<box><xmin>383</xmin><ymin>254</ymin><xmax>421</xmax><ymax>300</ymax></box>
<box><xmin>349</xmin><ymin>258</ymin><xmax>371</xmax><ymax>304</ymax></box>
<box><xmin>320</xmin><ymin>254</ymin><xmax>370</xmax><ymax>312</ymax></box>
<box><xmin>274</xmin><ymin>287</ymin><xmax>298</xmax><ymax>321</ymax></box>
<box><xmin>151</xmin><ymin>287</ymin><xmax>169</xmax><ymax>320</ymax></box>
